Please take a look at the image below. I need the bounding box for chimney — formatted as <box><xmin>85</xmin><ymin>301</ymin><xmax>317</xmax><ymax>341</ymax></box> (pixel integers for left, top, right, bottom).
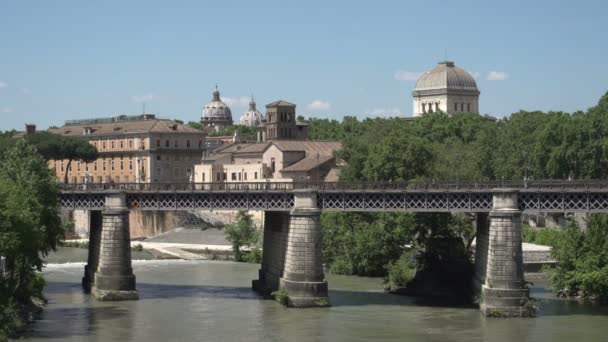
<box><xmin>25</xmin><ymin>124</ymin><xmax>36</xmax><ymax>136</ymax></box>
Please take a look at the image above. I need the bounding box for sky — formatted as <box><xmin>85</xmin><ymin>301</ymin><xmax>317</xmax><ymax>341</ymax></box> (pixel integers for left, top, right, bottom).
<box><xmin>1</xmin><ymin>0</ymin><xmax>607</xmax><ymax>130</ymax></box>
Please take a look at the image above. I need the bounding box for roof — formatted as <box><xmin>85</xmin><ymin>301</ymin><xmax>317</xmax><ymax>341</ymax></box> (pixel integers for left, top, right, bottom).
<box><xmin>266</xmin><ymin>100</ymin><xmax>296</xmax><ymax>107</ymax></box>
<box><xmin>270</xmin><ymin>140</ymin><xmax>342</xmax><ymax>157</ymax></box>
<box><xmin>414</xmin><ymin>61</ymin><xmax>479</xmax><ymax>92</ymax></box>
<box><xmin>281</xmin><ymin>155</ymin><xmax>334</xmax><ymax>172</ymax></box>
<box><xmin>47</xmin><ymin>118</ymin><xmax>204</xmax><ymax>137</ymax></box>
<box><xmin>233</xmin><ymin>142</ymin><xmax>270</xmax><ymax>154</ymax></box>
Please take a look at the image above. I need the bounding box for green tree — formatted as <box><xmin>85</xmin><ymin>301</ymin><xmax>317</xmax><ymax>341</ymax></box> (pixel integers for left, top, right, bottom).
<box><xmin>0</xmin><ymin>140</ymin><xmax>63</xmax><ymax>339</ymax></box>
<box><xmin>26</xmin><ymin>132</ymin><xmax>98</xmax><ymax>183</ymax></box>
<box><xmin>224</xmin><ymin>211</ymin><xmax>259</xmax><ymax>262</ymax></box>
<box><xmin>186</xmin><ymin>121</ymin><xmax>203</xmax><ymax>130</ymax></box>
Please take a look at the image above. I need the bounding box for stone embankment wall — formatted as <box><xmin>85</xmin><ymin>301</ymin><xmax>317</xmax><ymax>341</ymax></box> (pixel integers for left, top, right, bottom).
<box><xmin>64</xmin><ymin>209</ymin><xmax>265</xmax><ymax>239</ymax></box>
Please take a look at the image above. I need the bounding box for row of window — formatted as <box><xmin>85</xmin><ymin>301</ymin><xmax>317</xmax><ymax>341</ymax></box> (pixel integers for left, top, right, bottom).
<box><xmin>55</xmin><ymin>158</ymin><xmax>142</xmax><ymax>173</ymax></box>
<box><xmin>155</xmin><ymin>139</ymin><xmax>204</xmax><ymax>149</ymax></box>
<box><xmin>454</xmin><ymin>102</ymin><xmax>472</xmax><ymax>112</ymax></box>
<box><xmin>203</xmin><ymin>171</ymin><xmax>260</xmax><ymax>182</ymax></box>
<box><xmin>92</xmin><ymin>139</ymin><xmax>145</xmax><ymax>151</ymax></box>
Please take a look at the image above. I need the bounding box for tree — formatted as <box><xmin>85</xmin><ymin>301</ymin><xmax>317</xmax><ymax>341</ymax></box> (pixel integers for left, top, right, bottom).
<box><xmin>26</xmin><ymin>132</ymin><xmax>98</xmax><ymax>183</ymax></box>
<box><xmin>186</xmin><ymin>121</ymin><xmax>203</xmax><ymax>130</ymax></box>
<box><xmin>0</xmin><ymin>140</ymin><xmax>63</xmax><ymax>338</ymax></box>
<box><xmin>224</xmin><ymin>211</ymin><xmax>259</xmax><ymax>262</ymax></box>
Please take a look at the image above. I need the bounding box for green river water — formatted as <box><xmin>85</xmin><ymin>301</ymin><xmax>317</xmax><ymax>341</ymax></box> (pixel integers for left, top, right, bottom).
<box><xmin>17</xmin><ymin>248</ymin><xmax>608</xmax><ymax>342</ymax></box>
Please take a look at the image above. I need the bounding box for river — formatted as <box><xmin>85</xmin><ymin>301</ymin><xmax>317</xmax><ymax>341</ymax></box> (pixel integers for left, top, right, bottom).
<box><xmin>18</xmin><ymin>248</ymin><xmax>608</xmax><ymax>342</ymax></box>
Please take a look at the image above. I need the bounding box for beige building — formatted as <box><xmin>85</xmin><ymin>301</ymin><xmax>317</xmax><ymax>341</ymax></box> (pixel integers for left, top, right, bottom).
<box><xmin>194</xmin><ymin>140</ymin><xmax>342</xmax><ymax>183</ymax></box>
<box><xmin>46</xmin><ymin>114</ymin><xmax>206</xmax><ymax>184</ymax></box>
<box><xmin>412</xmin><ymin>61</ymin><xmax>480</xmax><ymax>117</ymax></box>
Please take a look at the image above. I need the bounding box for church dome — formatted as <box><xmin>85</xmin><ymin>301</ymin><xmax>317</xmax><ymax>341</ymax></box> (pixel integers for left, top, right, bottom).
<box><xmin>239</xmin><ymin>97</ymin><xmax>264</xmax><ymax>127</ymax></box>
<box><xmin>414</xmin><ymin>61</ymin><xmax>479</xmax><ymax>93</ymax></box>
<box><xmin>201</xmin><ymin>86</ymin><xmax>233</xmax><ymax>124</ymax></box>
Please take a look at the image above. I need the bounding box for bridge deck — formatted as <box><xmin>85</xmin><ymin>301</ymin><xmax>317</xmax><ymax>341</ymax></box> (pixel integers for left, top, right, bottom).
<box><xmin>58</xmin><ymin>181</ymin><xmax>608</xmax><ymax>213</ymax></box>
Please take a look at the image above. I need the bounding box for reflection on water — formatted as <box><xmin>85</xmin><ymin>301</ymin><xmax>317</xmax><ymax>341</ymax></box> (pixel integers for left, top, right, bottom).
<box><xmin>21</xmin><ymin>254</ymin><xmax>608</xmax><ymax>342</ymax></box>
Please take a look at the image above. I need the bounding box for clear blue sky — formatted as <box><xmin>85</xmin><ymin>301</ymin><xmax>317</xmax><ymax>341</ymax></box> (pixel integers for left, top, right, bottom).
<box><xmin>1</xmin><ymin>0</ymin><xmax>607</xmax><ymax>130</ymax></box>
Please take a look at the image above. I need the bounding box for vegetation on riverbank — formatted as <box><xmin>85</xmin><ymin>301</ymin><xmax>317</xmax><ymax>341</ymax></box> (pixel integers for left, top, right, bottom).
<box><xmin>0</xmin><ymin>141</ymin><xmax>64</xmax><ymax>340</ymax></box>
<box><xmin>547</xmin><ymin>215</ymin><xmax>608</xmax><ymax>300</ymax></box>
<box><xmin>307</xmin><ymin>91</ymin><xmax>608</xmax><ymax>300</ymax></box>
<box><xmin>225</xmin><ymin>211</ymin><xmax>262</xmax><ymax>263</ymax></box>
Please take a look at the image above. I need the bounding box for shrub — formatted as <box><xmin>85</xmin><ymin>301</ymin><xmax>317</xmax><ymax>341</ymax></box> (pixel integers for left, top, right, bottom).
<box><xmin>225</xmin><ymin>211</ymin><xmax>259</xmax><ymax>262</ymax></box>
<box><xmin>243</xmin><ymin>247</ymin><xmax>263</xmax><ymax>264</ymax></box>
<box><xmin>522</xmin><ymin>225</ymin><xmax>563</xmax><ymax>247</ymax></box>
<box><xmin>547</xmin><ymin>215</ymin><xmax>608</xmax><ymax>299</ymax></box>
<box><xmin>271</xmin><ymin>289</ymin><xmax>289</xmax><ymax>306</ymax></box>
<box><xmin>384</xmin><ymin>251</ymin><xmax>416</xmax><ymax>291</ymax></box>
<box><xmin>329</xmin><ymin>257</ymin><xmax>354</xmax><ymax>275</ymax></box>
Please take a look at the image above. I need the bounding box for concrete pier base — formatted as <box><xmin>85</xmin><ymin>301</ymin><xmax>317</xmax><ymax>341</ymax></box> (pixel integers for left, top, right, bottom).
<box><xmin>277</xmin><ymin>191</ymin><xmax>329</xmax><ymax>307</ymax></box>
<box><xmin>92</xmin><ymin>192</ymin><xmax>138</xmax><ymax>301</ymax></box>
<box><xmin>253</xmin><ymin>212</ymin><xmax>289</xmax><ymax>295</ymax></box>
<box><xmin>480</xmin><ymin>190</ymin><xmax>534</xmax><ymax>317</ymax></box>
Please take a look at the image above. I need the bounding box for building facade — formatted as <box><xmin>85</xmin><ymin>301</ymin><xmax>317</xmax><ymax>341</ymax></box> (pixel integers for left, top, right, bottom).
<box><xmin>46</xmin><ymin>114</ymin><xmax>206</xmax><ymax>184</ymax></box>
<box><xmin>412</xmin><ymin>61</ymin><xmax>480</xmax><ymax>117</ymax></box>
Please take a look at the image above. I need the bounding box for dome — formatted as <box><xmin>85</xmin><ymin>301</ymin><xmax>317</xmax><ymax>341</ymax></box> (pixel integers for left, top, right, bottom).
<box><xmin>414</xmin><ymin>61</ymin><xmax>478</xmax><ymax>92</ymax></box>
<box><xmin>239</xmin><ymin>97</ymin><xmax>264</xmax><ymax>127</ymax></box>
<box><xmin>201</xmin><ymin>86</ymin><xmax>233</xmax><ymax>124</ymax></box>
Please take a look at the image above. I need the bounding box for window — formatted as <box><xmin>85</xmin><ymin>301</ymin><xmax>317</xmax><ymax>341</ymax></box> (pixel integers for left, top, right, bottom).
<box><xmin>111</xmin><ymin>141</ymin><xmax>115</xmax><ymax>149</ymax></box>
<box><xmin>271</xmin><ymin>158</ymin><xmax>276</xmax><ymax>173</ymax></box>
<box><xmin>244</xmin><ymin>172</ymin><xmax>247</xmax><ymax>181</ymax></box>
<box><xmin>85</xmin><ymin>163</ymin><xmax>89</xmax><ymax>172</ymax></box>
<box><xmin>102</xmin><ymin>142</ymin><xmax>106</xmax><ymax>149</ymax></box>
<box><xmin>186</xmin><ymin>140</ymin><xmax>191</xmax><ymax>148</ymax></box>
<box><xmin>94</xmin><ymin>161</ymin><xmax>97</xmax><ymax>171</ymax></box>
<box><xmin>156</xmin><ymin>139</ymin><xmax>161</xmax><ymax>147</ymax></box>
<box><xmin>467</xmin><ymin>103</ymin><xmax>471</xmax><ymax>112</ymax></box>
<box><xmin>129</xmin><ymin>140</ymin><xmax>133</xmax><ymax>148</ymax></box>
<box><xmin>454</xmin><ymin>103</ymin><xmax>458</xmax><ymax>112</ymax></box>
<box><xmin>198</xmin><ymin>140</ymin><xmax>203</xmax><ymax>148</ymax></box>
<box><xmin>238</xmin><ymin>173</ymin><xmax>241</xmax><ymax>181</ymax></box>
<box><xmin>216</xmin><ymin>172</ymin><xmax>221</xmax><ymax>181</ymax></box>
<box><xmin>165</xmin><ymin>140</ymin><xmax>170</xmax><ymax>148</ymax></box>
<box><xmin>461</xmin><ymin>103</ymin><xmax>464</xmax><ymax>112</ymax></box>
<box><xmin>231</xmin><ymin>172</ymin><xmax>237</xmax><ymax>181</ymax></box>
<box><xmin>156</xmin><ymin>154</ymin><xmax>161</xmax><ymax>161</ymax></box>
<box><xmin>111</xmin><ymin>160</ymin><xmax>115</xmax><ymax>171</ymax></box>
<box><xmin>202</xmin><ymin>173</ymin><xmax>205</xmax><ymax>182</ymax></box>
<box><xmin>422</xmin><ymin>103</ymin><xmax>426</xmax><ymax>113</ymax></box>
<box><xmin>69</xmin><ymin>165</ymin><xmax>72</xmax><ymax>173</ymax></box>
<box><xmin>174</xmin><ymin>140</ymin><xmax>179</xmax><ymax>148</ymax></box>
<box><xmin>120</xmin><ymin>140</ymin><xmax>124</xmax><ymax>149</ymax></box>
<box><xmin>254</xmin><ymin>172</ymin><xmax>258</xmax><ymax>179</ymax></box>
<box><xmin>120</xmin><ymin>158</ymin><xmax>124</xmax><ymax>171</ymax></box>
<box><xmin>223</xmin><ymin>172</ymin><xmax>227</xmax><ymax>181</ymax></box>
<box><xmin>103</xmin><ymin>160</ymin><xmax>106</xmax><ymax>171</ymax></box>
<box><xmin>77</xmin><ymin>162</ymin><xmax>80</xmax><ymax>172</ymax></box>
<box><xmin>61</xmin><ymin>161</ymin><xmax>64</xmax><ymax>172</ymax></box>
<box><xmin>129</xmin><ymin>159</ymin><xmax>133</xmax><ymax>171</ymax></box>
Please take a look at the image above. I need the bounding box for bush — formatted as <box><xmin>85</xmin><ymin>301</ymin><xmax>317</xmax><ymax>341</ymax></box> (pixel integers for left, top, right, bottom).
<box><xmin>522</xmin><ymin>225</ymin><xmax>563</xmax><ymax>247</ymax></box>
<box><xmin>329</xmin><ymin>257</ymin><xmax>354</xmax><ymax>275</ymax></box>
<box><xmin>271</xmin><ymin>289</ymin><xmax>289</xmax><ymax>306</ymax></box>
<box><xmin>243</xmin><ymin>247</ymin><xmax>263</xmax><ymax>264</ymax></box>
<box><xmin>547</xmin><ymin>215</ymin><xmax>608</xmax><ymax>299</ymax></box>
<box><xmin>225</xmin><ymin>211</ymin><xmax>259</xmax><ymax>262</ymax></box>
<box><xmin>384</xmin><ymin>251</ymin><xmax>416</xmax><ymax>291</ymax></box>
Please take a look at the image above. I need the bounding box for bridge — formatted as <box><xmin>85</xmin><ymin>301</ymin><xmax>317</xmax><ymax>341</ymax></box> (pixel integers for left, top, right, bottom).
<box><xmin>63</xmin><ymin>180</ymin><xmax>608</xmax><ymax>317</ymax></box>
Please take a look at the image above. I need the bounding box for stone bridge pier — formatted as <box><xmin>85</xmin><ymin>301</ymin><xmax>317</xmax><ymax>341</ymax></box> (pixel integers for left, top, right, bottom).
<box><xmin>253</xmin><ymin>190</ymin><xmax>329</xmax><ymax>307</ymax></box>
<box><xmin>83</xmin><ymin>192</ymin><xmax>138</xmax><ymax>301</ymax></box>
<box><xmin>479</xmin><ymin>189</ymin><xmax>534</xmax><ymax>317</ymax></box>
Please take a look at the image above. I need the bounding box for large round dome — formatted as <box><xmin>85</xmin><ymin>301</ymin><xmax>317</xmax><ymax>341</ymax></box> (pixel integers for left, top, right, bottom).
<box><xmin>201</xmin><ymin>86</ymin><xmax>233</xmax><ymax>125</ymax></box>
<box><xmin>239</xmin><ymin>97</ymin><xmax>264</xmax><ymax>127</ymax></box>
<box><xmin>414</xmin><ymin>61</ymin><xmax>478</xmax><ymax>92</ymax></box>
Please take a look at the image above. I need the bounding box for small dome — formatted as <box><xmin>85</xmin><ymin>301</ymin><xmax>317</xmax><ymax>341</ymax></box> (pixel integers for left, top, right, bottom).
<box><xmin>239</xmin><ymin>97</ymin><xmax>264</xmax><ymax>127</ymax></box>
<box><xmin>201</xmin><ymin>86</ymin><xmax>233</xmax><ymax>123</ymax></box>
<box><xmin>414</xmin><ymin>61</ymin><xmax>478</xmax><ymax>92</ymax></box>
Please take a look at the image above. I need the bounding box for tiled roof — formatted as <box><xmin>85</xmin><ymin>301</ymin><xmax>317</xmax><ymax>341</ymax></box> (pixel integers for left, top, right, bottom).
<box><xmin>47</xmin><ymin>119</ymin><xmax>203</xmax><ymax>137</ymax></box>
<box><xmin>281</xmin><ymin>155</ymin><xmax>334</xmax><ymax>172</ymax></box>
<box><xmin>271</xmin><ymin>140</ymin><xmax>342</xmax><ymax>157</ymax></box>
<box><xmin>233</xmin><ymin>142</ymin><xmax>270</xmax><ymax>154</ymax></box>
